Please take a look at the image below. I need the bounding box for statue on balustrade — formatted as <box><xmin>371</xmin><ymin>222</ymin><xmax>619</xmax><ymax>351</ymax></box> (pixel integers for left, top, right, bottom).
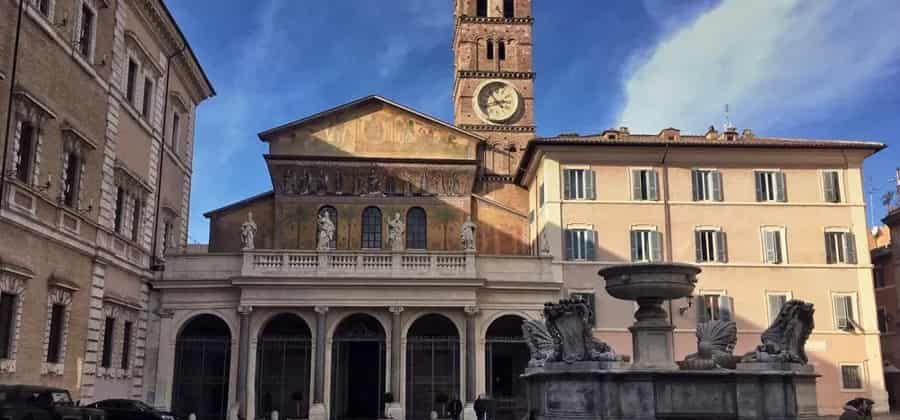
<box><xmin>522</xmin><ymin>297</ymin><xmax>619</xmax><ymax>367</ymax></box>
<box><xmin>387</xmin><ymin>212</ymin><xmax>405</xmax><ymax>251</ymax></box>
<box><xmin>460</xmin><ymin>217</ymin><xmax>476</xmax><ymax>251</ymax></box>
<box><xmin>241</xmin><ymin>211</ymin><xmax>257</xmax><ymax>251</ymax></box>
<box><xmin>317</xmin><ymin>211</ymin><xmax>336</xmax><ymax>250</ymax></box>
<box><xmin>741</xmin><ymin>299</ymin><xmax>815</xmax><ymax>364</ymax></box>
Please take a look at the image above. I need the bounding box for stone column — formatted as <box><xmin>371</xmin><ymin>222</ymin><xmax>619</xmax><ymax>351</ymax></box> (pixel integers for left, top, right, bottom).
<box><xmin>237</xmin><ymin>305</ymin><xmax>252</xmax><ymax>418</ymax></box>
<box><xmin>310</xmin><ymin>306</ymin><xmax>328</xmax><ymax>420</ymax></box>
<box><xmin>388</xmin><ymin>306</ymin><xmax>404</xmax><ymax>420</ymax></box>
<box><xmin>463</xmin><ymin>306</ymin><xmax>479</xmax><ymax>420</ymax></box>
<box><xmin>153</xmin><ymin>309</ymin><xmax>176</xmax><ymax>410</ymax></box>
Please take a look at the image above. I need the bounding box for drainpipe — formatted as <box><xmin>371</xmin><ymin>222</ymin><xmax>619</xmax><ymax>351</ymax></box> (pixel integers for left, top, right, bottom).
<box><xmin>150</xmin><ymin>46</ymin><xmax>185</xmax><ymax>271</ymax></box>
<box><xmin>0</xmin><ymin>0</ymin><xmax>26</xmax><ymax>209</ymax></box>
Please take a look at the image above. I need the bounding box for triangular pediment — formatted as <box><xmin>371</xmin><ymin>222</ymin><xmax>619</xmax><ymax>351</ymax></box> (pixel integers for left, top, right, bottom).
<box><xmin>259</xmin><ymin>96</ymin><xmax>482</xmax><ymax>161</ymax></box>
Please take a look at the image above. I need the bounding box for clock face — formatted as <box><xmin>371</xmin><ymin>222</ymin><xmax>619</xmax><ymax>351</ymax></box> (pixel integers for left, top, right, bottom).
<box><xmin>475</xmin><ymin>81</ymin><xmax>520</xmax><ymax>123</ymax></box>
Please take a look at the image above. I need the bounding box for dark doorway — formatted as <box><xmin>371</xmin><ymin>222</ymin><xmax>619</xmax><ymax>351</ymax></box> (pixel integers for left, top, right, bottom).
<box><xmin>257</xmin><ymin>313</ymin><xmax>312</xmax><ymax>420</ymax></box>
<box><xmin>406</xmin><ymin>314</ymin><xmax>460</xmax><ymax>420</ymax></box>
<box><xmin>331</xmin><ymin>314</ymin><xmax>386</xmax><ymax>420</ymax></box>
<box><xmin>172</xmin><ymin>314</ymin><xmax>231</xmax><ymax>420</ymax></box>
<box><xmin>485</xmin><ymin>315</ymin><xmax>528</xmax><ymax>420</ymax></box>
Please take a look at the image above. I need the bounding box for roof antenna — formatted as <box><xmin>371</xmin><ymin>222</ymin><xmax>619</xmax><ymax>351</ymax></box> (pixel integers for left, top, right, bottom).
<box><xmin>724</xmin><ymin>104</ymin><xmax>735</xmax><ymax>131</ymax></box>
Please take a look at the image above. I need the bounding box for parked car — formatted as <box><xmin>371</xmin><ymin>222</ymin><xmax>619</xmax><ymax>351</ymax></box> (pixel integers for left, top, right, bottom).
<box><xmin>85</xmin><ymin>399</ymin><xmax>174</xmax><ymax>420</ymax></box>
<box><xmin>0</xmin><ymin>385</ymin><xmax>104</xmax><ymax>420</ymax></box>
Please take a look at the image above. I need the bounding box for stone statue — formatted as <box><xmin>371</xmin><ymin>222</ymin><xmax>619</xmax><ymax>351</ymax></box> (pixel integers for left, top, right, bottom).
<box><xmin>460</xmin><ymin>217</ymin><xmax>476</xmax><ymax>251</ymax></box>
<box><xmin>309</xmin><ymin>168</ymin><xmax>328</xmax><ymax>195</ymax></box>
<box><xmin>447</xmin><ymin>172</ymin><xmax>460</xmax><ymax>196</ymax></box>
<box><xmin>299</xmin><ymin>171</ymin><xmax>311</xmax><ymax>195</ymax></box>
<box><xmin>241</xmin><ymin>211</ymin><xmax>257</xmax><ymax>251</ymax></box>
<box><xmin>523</xmin><ymin>298</ymin><xmax>619</xmax><ymax>366</ymax></box>
<box><xmin>742</xmin><ymin>300</ymin><xmax>815</xmax><ymax>364</ymax></box>
<box><xmin>522</xmin><ymin>320</ymin><xmax>558</xmax><ymax>367</ymax></box>
<box><xmin>283</xmin><ymin>169</ymin><xmax>300</xmax><ymax>194</ymax></box>
<box><xmin>317</xmin><ymin>211</ymin><xmax>336</xmax><ymax>250</ymax></box>
<box><xmin>679</xmin><ymin>319</ymin><xmax>738</xmax><ymax>370</ymax></box>
<box><xmin>539</xmin><ymin>231</ymin><xmax>551</xmax><ymax>255</ymax></box>
<box><xmin>367</xmin><ymin>167</ymin><xmax>382</xmax><ymax>195</ymax></box>
<box><xmin>387</xmin><ymin>212</ymin><xmax>404</xmax><ymax>251</ymax></box>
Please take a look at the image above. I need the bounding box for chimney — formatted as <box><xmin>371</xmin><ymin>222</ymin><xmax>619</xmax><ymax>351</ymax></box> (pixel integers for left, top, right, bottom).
<box><xmin>741</xmin><ymin>128</ymin><xmax>754</xmax><ymax>140</ymax></box>
<box><xmin>705</xmin><ymin>126</ymin><xmax>718</xmax><ymax>140</ymax></box>
<box><xmin>619</xmin><ymin>126</ymin><xmax>630</xmax><ymax>135</ymax></box>
<box><xmin>722</xmin><ymin>126</ymin><xmax>738</xmax><ymax>141</ymax></box>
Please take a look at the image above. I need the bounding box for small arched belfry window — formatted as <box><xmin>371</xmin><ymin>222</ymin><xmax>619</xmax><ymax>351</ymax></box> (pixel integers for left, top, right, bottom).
<box><xmin>318</xmin><ymin>206</ymin><xmax>338</xmax><ymax>249</ymax></box>
<box><xmin>361</xmin><ymin>207</ymin><xmax>382</xmax><ymax>249</ymax></box>
<box><xmin>498</xmin><ymin>41</ymin><xmax>506</xmax><ymax>61</ymax></box>
<box><xmin>406</xmin><ymin>207</ymin><xmax>427</xmax><ymax>250</ymax></box>
<box><xmin>486</xmin><ymin>40</ymin><xmax>494</xmax><ymax>60</ymax></box>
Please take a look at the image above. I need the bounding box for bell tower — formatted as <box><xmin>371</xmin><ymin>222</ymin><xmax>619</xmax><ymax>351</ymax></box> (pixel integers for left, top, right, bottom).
<box><xmin>453</xmin><ymin>0</ymin><xmax>536</xmax><ymax>177</ymax></box>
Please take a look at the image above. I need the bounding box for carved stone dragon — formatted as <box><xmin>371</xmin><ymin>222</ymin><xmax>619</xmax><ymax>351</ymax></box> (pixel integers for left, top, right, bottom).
<box><xmin>742</xmin><ymin>300</ymin><xmax>815</xmax><ymax>364</ymax></box>
<box><xmin>522</xmin><ymin>297</ymin><xmax>619</xmax><ymax>367</ymax></box>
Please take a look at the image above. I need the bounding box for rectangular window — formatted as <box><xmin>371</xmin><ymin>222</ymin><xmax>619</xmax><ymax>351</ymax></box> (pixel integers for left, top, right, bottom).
<box><xmin>15</xmin><ymin>122</ymin><xmax>35</xmax><ymax>183</ymax></box>
<box><xmin>171</xmin><ymin>112</ymin><xmax>181</xmax><ymax>150</ymax></box>
<box><xmin>762</xmin><ymin>228</ymin><xmax>786</xmax><ymax>264</ymax></box>
<box><xmin>0</xmin><ymin>293</ymin><xmax>16</xmax><ymax>359</ymax></box>
<box><xmin>702</xmin><ymin>294</ymin><xmax>721</xmax><ymax>321</ymax></box>
<box><xmin>823</xmin><ymin>170</ymin><xmax>842</xmax><ymax>203</ymax></box>
<box><xmin>631</xmin><ymin>169</ymin><xmax>659</xmax><ymax>201</ymax></box>
<box><xmin>692</xmin><ymin>169</ymin><xmax>723</xmax><ymax>201</ymax></box>
<box><xmin>755</xmin><ymin>170</ymin><xmax>786</xmax><ymax>202</ymax></box>
<box><xmin>878</xmin><ymin>307</ymin><xmax>889</xmax><ymax>334</ymax></box>
<box><xmin>825</xmin><ymin>231</ymin><xmax>857</xmax><ymax>264</ymax></box>
<box><xmin>833</xmin><ymin>294</ymin><xmax>858</xmax><ymax>331</ymax></box>
<box><xmin>694</xmin><ymin>229</ymin><xmax>727</xmax><ymax>263</ymax></box>
<box><xmin>126</xmin><ymin>60</ymin><xmax>138</xmax><ymax>103</ymax></box>
<box><xmin>766</xmin><ymin>293</ymin><xmax>790</xmax><ymax>324</ymax></box>
<box><xmin>121</xmin><ymin>321</ymin><xmax>132</xmax><ymax>369</ymax></box>
<box><xmin>630</xmin><ymin>229</ymin><xmax>662</xmax><ymax>262</ymax></box>
<box><xmin>131</xmin><ymin>198</ymin><xmax>142</xmax><ymax>241</ymax></box>
<box><xmin>564</xmin><ymin>229</ymin><xmax>596</xmax><ymax>261</ymax></box>
<box><xmin>841</xmin><ymin>365</ymin><xmax>863</xmax><ymax>390</ymax></box>
<box><xmin>46</xmin><ymin>304</ymin><xmax>65</xmax><ymax>363</ymax></box>
<box><xmin>101</xmin><ymin>317</ymin><xmax>115</xmax><ymax>368</ymax></box>
<box><xmin>78</xmin><ymin>4</ymin><xmax>94</xmax><ymax>58</ymax></box>
<box><xmin>38</xmin><ymin>0</ymin><xmax>51</xmax><ymax>16</ymax></box>
<box><xmin>571</xmin><ymin>292</ymin><xmax>596</xmax><ymax>326</ymax></box>
<box><xmin>62</xmin><ymin>152</ymin><xmax>80</xmax><ymax>208</ymax></box>
<box><xmin>697</xmin><ymin>294</ymin><xmax>733</xmax><ymax>322</ymax></box>
<box><xmin>562</xmin><ymin>168</ymin><xmax>596</xmax><ymax>200</ymax></box>
<box><xmin>114</xmin><ymin>188</ymin><xmax>125</xmax><ymax>233</ymax></box>
<box><xmin>141</xmin><ymin>78</ymin><xmax>154</xmax><ymax>119</ymax></box>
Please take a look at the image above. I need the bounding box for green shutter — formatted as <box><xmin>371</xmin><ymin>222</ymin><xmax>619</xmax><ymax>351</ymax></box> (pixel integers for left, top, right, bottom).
<box><xmin>650</xmin><ymin>231</ymin><xmax>662</xmax><ymax>262</ymax></box>
<box><xmin>845</xmin><ymin>232</ymin><xmax>857</xmax><ymax>264</ymax></box>
<box><xmin>775</xmin><ymin>172</ymin><xmax>787</xmax><ymax>202</ymax></box>
<box><xmin>764</xmin><ymin>230</ymin><xmax>778</xmax><ymax>263</ymax></box>
<box><xmin>718</xmin><ymin>296</ymin><xmax>734</xmax><ymax>322</ymax></box>
<box><xmin>564</xmin><ymin>230</ymin><xmax>573</xmax><ymax>260</ymax></box>
<box><xmin>563</xmin><ymin>170</ymin><xmax>572</xmax><ymax>200</ymax></box>
<box><xmin>716</xmin><ymin>231</ymin><xmax>728</xmax><ymax>263</ymax></box>
<box><xmin>632</xmin><ymin>170</ymin><xmax>643</xmax><ymax>200</ymax></box>
<box><xmin>694</xmin><ymin>230</ymin><xmax>704</xmax><ymax>262</ymax></box>
<box><xmin>691</xmin><ymin>171</ymin><xmax>701</xmax><ymax>201</ymax></box>
<box><xmin>696</xmin><ymin>295</ymin><xmax>709</xmax><ymax>323</ymax></box>
<box><xmin>586</xmin><ymin>230</ymin><xmax>597</xmax><ymax>261</ymax></box>
<box><xmin>755</xmin><ymin>172</ymin><xmax>765</xmax><ymax>202</ymax></box>
<box><xmin>712</xmin><ymin>171</ymin><xmax>723</xmax><ymax>201</ymax></box>
<box><xmin>630</xmin><ymin>230</ymin><xmax>640</xmax><ymax>262</ymax></box>
<box><xmin>825</xmin><ymin>232</ymin><xmax>836</xmax><ymax>264</ymax></box>
<box><xmin>586</xmin><ymin>170</ymin><xmax>597</xmax><ymax>200</ymax></box>
<box><xmin>823</xmin><ymin>172</ymin><xmax>837</xmax><ymax>203</ymax></box>
<box><xmin>648</xmin><ymin>170</ymin><xmax>659</xmax><ymax>201</ymax></box>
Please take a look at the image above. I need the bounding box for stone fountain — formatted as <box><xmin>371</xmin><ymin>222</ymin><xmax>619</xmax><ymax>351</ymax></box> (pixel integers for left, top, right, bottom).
<box><xmin>521</xmin><ymin>263</ymin><xmax>819</xmax><ymax>420</ymax></box>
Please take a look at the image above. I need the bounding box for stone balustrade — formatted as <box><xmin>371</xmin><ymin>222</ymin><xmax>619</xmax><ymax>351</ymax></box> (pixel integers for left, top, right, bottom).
<box><xmin>240</xmin><ymin>250</ymin><xmax>477</xmax><ymax>278</ymax></box>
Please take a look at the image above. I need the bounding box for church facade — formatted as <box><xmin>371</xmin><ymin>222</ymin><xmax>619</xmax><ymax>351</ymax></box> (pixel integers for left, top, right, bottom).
<box><xmin>147</xmin><ymin>0</ymin><xmax>888</xmax><ymax>419</ymax></box>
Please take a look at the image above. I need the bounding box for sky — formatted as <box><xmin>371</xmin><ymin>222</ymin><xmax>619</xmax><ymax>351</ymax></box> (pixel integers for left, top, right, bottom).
<box><xmin>164</xmin><ymin>0</ymin><xmax>900</xmax><ymax>244</ymax></box>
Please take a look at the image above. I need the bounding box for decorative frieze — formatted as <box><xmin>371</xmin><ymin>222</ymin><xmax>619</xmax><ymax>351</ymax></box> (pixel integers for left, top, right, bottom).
<box><xmin>275</xmin><ymin>164</ymin><xmax>473</xmax><ymax>198</ymax></box>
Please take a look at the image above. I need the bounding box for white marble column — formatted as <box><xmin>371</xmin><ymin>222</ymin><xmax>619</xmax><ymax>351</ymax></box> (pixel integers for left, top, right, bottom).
<box><xmin>388</xmin><ymin>306</ymin><xmax>404</xmax><ymax>420</ymax></box>
<box><xmin>463</xmin><ymin>306</ymin><xmax>479</xmax><ymax>420</ymax></box>
<box><xmin>153</xmin><ymin>309</ymin><xmax>176</xmax><ymax>410</ymax></box>
<box><xmin>310</xmin><ymin>306</ymin><xmax>328</xmax><ymax>420</ymax></box>
<box><xmin>237</xmin><ymin>305</ymin><xmax>252</xmax><ymax>419</ymax></box>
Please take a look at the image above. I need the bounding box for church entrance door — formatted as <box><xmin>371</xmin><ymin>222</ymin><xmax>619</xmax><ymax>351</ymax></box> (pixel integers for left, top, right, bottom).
<box><xmin>331</xmin><ymin>314</ymin><xmax>386</xmax><ymax>420</ymax></box>
<box><xmin>406</xmin><ymin>314</ymin><xmax>461</xmax><ymax>420</ymax></box>
<box><xmin>485</xmin><ymin>316</ymin><xmax>529</xmax><ymax>420</ymax></box>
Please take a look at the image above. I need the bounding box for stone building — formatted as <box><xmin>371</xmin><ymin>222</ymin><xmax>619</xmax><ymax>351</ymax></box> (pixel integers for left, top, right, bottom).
<box><xmin>0</xmin><ymin>0</ymin><xmax>213</xmax><ymax>405</ymax></box>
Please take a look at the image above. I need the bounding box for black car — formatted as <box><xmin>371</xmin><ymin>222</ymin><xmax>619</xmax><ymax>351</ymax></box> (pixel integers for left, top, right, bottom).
<box><xmin>85</xmin><ymin>400</ymin><xmax>175</xmax><ymax>420</ymax></box>
<box><xmin>0</xmin><ymin>385</ymin><xmax>104</xmax><ymax>420</ymax></box>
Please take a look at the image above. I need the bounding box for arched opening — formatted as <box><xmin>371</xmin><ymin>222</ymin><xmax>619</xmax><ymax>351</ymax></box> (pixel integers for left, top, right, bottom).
<box><xmin>486</xmin><ymin>40</ymin><xmax>494</xmax><ymax>60</ymax></box>
<box><xmin>406</xmin><ymin>207</ymin><xmax>427</xmax><ymax>250</ymax></box>
<box><xmin>172</xmin><ymin>314</ymin><xmax>231</xmax><ymax>420</ymax></box>
<box><xmin>361</xmin><ymin>207</ymin><xmax>383</xmax><ymax>249</ymax></box>
<box><xmin>476</xmin><ymin>0</ymin><xmax>488</xmax><ymax>17</ymax></box>
<box><xmin>498</xmin><ymin>41</ymin><xmax>506</xmax><ymax>61</ymax></box>
<box><xmin>331</xmin><ymin>314</ymin><xmax>386</xmax><ymax>420</ymax></box>
<box><xmin>485</xmin><ymin>315</ymin><xmax>529</xmax><ymax>420</ymax></box>
<box><xmin>406</xmin><ymin>314</ymin><xmax>460</xmax><ymax>420</ymax></box>
<box><xmin>318</xmin><ymin>206</ymin><xmax>338</xmax><ymax>249</ymax></box>
<box><xmin>257</xmin><ymin>314</ymin><xmax>312</xmax><ymax>420</ymax></box>
<box><xmin>504</xmin><ymin>0</ymin><xmax>515</xmax><ymax>18</ymax></box>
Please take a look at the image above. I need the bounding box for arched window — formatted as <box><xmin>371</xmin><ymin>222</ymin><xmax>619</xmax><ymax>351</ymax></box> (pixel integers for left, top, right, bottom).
<box><xmin>504</xmin><ymin>0</ymin><xmax>515</xmax><ymax>18</ymax></box>
<box><xmin>361</xmin><ymin>207</ymin><xmax>382</xmax><ymax>249</ymax></box>
<box><xmin>476</xmin><ymin>0</ymin><xmax>487</xmax><ymax>17</ymax></box>
<box><xmin>498</xmin><ymin>41</ymin><xmax>507</xmax><ymax>61</ymax></box>
<box><xmin>486</xmin><ymin>40</ymin><xmax>494</xmax><ymax>60</ymax></box>
<box><xmin>406</xmin><ymin>207</ymin><xmax>427</xmax><ymax>250</ymax></box>
<box><xmin>318</xmin><ymin>206</ymin><xmax>338</xmax><ymax>249</ymax></box>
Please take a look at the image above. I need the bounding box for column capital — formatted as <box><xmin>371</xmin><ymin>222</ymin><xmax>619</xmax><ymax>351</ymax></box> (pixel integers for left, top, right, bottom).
<box><xmin>237</xmin><ymin>305</ymin><xmax>253</xmax><ymax>316</ymax></box>
<box><xmin>314</xmin><ymin>306</ymin><xmax>329</xmax><ymax>315</ymax></box>
<box><xmin>464</xmin><ymin>306</ymin><xmax>480</xmax><ymax>316</ymax></box>
<box><xmin>389</xmin><ymin>306</ymin><xmax>404</xmax><ymax>315</ymax></box>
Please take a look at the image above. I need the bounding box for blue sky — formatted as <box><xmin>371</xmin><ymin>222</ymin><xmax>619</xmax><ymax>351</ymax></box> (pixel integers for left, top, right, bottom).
<box><xmin>165</xmin><ymin>0</ymin><xmax>900</xmax><ymax>244</ymax></box>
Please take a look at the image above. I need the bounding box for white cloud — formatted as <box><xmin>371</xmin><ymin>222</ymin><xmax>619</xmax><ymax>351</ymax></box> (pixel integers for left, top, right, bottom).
<box><xmin>618</xmin><ymin>0</ymin><xmax>900</xmax><ymax>134</ymax></box>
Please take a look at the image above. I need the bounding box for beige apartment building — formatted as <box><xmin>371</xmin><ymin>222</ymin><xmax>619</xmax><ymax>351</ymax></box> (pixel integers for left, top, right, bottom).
<box><xmin>0</xmin><ymin>0</ymin><xmax>212</xmax><ymax>404</ymax></box>
<box><xmin>517</xmin><ymin>128</ymin><xmax>888</xmax><ymax>413</ymax></box>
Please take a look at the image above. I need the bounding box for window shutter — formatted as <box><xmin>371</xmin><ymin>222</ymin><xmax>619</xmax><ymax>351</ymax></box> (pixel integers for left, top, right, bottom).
<box><xmin>694</xmin><ymin>230</ymin><xmax>703</xmax><ymax>262</ymax></box>
<box><xmin>834</xmin><ymin>296</ymin><xmax>849</xmax><ymax>329</ymax></box>
<box><xmin>691</xmin><ymin>171</ymin><xmax>701</xmax><ymax>201</ymax></box>
<box><xmin>696</xmin><ymin>295</ymin><xmax>709</xmax><ymax>323</ymax></box>
<box><xmin>630</xmin><ymin>230</ymin><xmax>640</xmax><ymax>262</ymax></box>
<box><xmin>825</xmin><ymin>233</ymin><xmax>836</xmax><ymax>264</ymax></box>
<box><xmin>586</xmin><ymin>170</ymin><xmax>597</xmax><ymax>200</ymax></box>
<box><xmin>632</xmin><ymin>170</ymin><xmax>643</xmax><ymax>200</ymax></box>
<box><xmin>650</xmin><ymin>231</ymin><xmax>662</xmax><ymax>262</ymax></box>
<box><xmin>563</xmin><ymin>170</ymin><xmax>572</xmax><ymax>200</ymax></box>
<box><xmin>755</xmin><ymin>173</ymin><xmax>765</xmax><ymax>202</ymax></box>
<box><xmin>718</xmin><ymin>296</ymin><xmax>734</xmax><ymax>322</ymax></box>
<box><xmin>764</xmin><ymin>230</ymin><xmax>778</xmax><ymax>263</ymax></box>
<box><xmin>713</xmin><ymin>171</ymin><xmax>723</xmax><ymax>201</ymax></box>
<box><xmin>586</xmin><ymin>230</ymin><xmax>597</xmax><ymax>261</ymax></box>
<box><xmin>775</xmin><ymin>172</ymin><xmax>787</xmax><ymax>202</ymax></box>
<box><xmin>564</xmin><ymin>230</ymin><xmax>573</xmax><ymax>260</ymax></box>
<box><xmin>845</xmin><ymin>232</ymin><xmax>857</xmax><ymax>264</ymax></box>
<box><xmin>648</xmin><ymin>170</ymin><xmax>659</xmax><ymax>201</ymax></box>
<box><xmin>823</xmin><ymin>172</ymin><xmax>837</xmax><ymax>203</ymax></box>
<box><xmin>716</xmin><ymin>231</ymin><xmax>728</xmax><ymax>263</ymax></box>
<box><xmin>767</xmin><ymin>295</ymin><xmax>786</xmax><ymax>324</ymax></box>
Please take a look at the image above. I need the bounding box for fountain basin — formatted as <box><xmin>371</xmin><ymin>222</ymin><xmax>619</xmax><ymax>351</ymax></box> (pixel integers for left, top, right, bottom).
<box><xmin>600</xmin><ymin>263</ymin><xmax>699</xmax><ymax>301</ymax></box>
